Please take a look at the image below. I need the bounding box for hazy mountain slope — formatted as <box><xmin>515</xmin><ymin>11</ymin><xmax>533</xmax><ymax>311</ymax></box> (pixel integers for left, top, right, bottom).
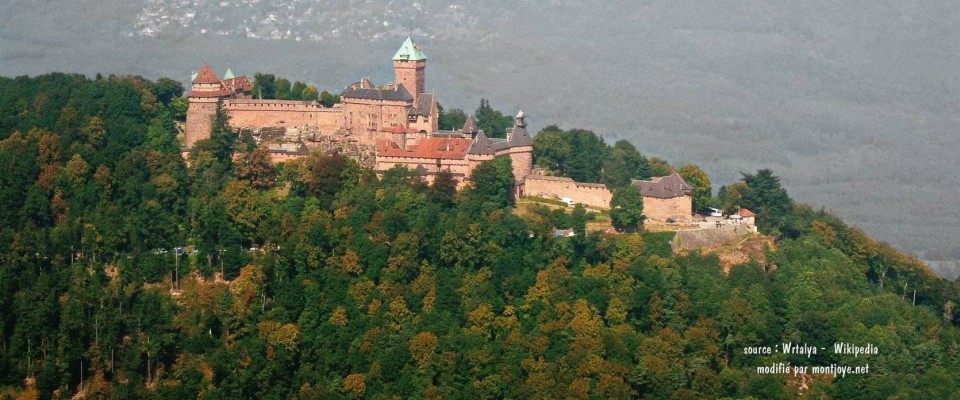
<box><xmin>2</xmin><ymin>0</ymin><xmax>958</xmax><ymax>273</ymax></box>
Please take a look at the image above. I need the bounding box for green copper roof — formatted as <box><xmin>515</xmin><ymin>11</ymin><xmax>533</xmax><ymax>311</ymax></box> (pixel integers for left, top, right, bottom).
<box><xmin>223</xmin><ymin>68</ymin><xmax>235</xmax><ymax>80</ymax></box>
<box><xmin>191</xmin><ymin>71</ymin><xmax>198</xmax><ymax>81</ymax></box>
<box><xmin>392</xmin><ymin>37</ymin><xmax>426</xmax><ymax>61</ymax></box>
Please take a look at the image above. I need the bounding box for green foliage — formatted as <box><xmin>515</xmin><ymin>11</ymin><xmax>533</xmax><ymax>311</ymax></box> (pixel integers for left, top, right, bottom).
<box><xmin>209</xmin><ymin>100</ymin><xmax>236</xmax><ymax>168</ymax></box>
<box><xmin>474</xmin><ymin>99</ymin><xmax>514</xmax><ymax>138</ymax></box>
<box><xmin>464</xmin><ymin>155</ymin><xmax>514</xmax><ymax>209</ymax></box>
<box><xmin>150</xmin><ymin>77</ymin><xmax>184</xmax><ymax>104</ymax></box>
<box><xmin>253</xmin><ymin>73</ymin><xmax>328</xmax><ymax>102</ymax></box>
<box><xmin>648</xmin><ymin>157</ymin><xmax>673</xmax><ymax>177</ymax></box>
<box><xmin>534</xmin><ymin>127</ymin><xmax>666</xmax><ymax>185</ymax></box>
<box><xmin>294</xmin><ymin>151</ymin><xmax>360</xmax><ymax>207</ymax></box>
<box><xmin>610</xmin><ymin>185</ymin><xmax>644</xmax><ymax>232</ymax></box>
<box><xmin>144</xmin><ymin>115</ymin><xmax>180</xmax><ymax>153</ymax></box>
<box><xmin>602</xmin><ymin>140</ymin><xmax>651</xmax><ymax>188</ymax></box>
<box><xmin>678</xmin><ymin>164</ymin><xmax>711</xmax><ymax>211</ymax></box>
<box><xmin>1</xmin><ymin>73</ymin><xmax>959</xmax><ymax>400</ymax></box>
<box><xmin>438</xmin><ymin>105</ymin><xmax>467</xmax><ymax>131</ymax></box>
<box><xmin>320</xmin><ymin>90</ymin><xmax>341</xmax><ymax>107</ymax></box>
<box><xmin>741</xmin><ymin>169</ymin><xmax>793</xmax><ymax>235</ymax></box>
<box><xmin>252</xmin><ymin>72</ymin><xmax>277</xmax><ymax>99</ymax></box>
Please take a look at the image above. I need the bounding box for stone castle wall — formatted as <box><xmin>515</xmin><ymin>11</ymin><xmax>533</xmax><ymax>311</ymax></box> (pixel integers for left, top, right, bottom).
<box><xmin>507</xmin><ymin>147</ymin><xmax>534</xmax><ymax>185</ymax></box>
<box><xmin>225</xmin><ymin>100</ymin><xmax>343</xmax><ymax>134</ymax></box>
<box><xmin>185</xmin><ymin>100</ymin><xmax>217</xmax><ymax>148</ymax></box>
<box><xmin>523</xmin><ymin>175</ymin><xmax>613</xmax><ymax>209</ymax></box>
<box><xmin>377</xmin><ymin>156</ymin><xmax>471</xmax><ymax>178</ymax></box>
<box><xmin>644</xmin><ymin>196</ymin><xmax>693</xmax><ymax>221</ymax></box>
<box><xmin>671</xmin><ymin>224</ymin><xmax>754</xmax><ymax>251</ymax></box>
<box><xmin>523</xmin><ymin>174</ymin><xmax>693</xmax><ymax>219</ymax></box>
<box><xmin>341</xmin><ymin>98</ymin><xmax>410</xmax><ymax>144</ymax></box>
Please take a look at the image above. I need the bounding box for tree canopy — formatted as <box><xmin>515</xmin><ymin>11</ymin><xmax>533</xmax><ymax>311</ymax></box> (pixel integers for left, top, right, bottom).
<box><xmin>1</xmin><ymin>73</ymin><xmax>959</xmax><ymax>400</ymax></box>
<box><xmin>610</xmin><ymin>184</ymin><xmax>645</xmax><ymax>232</ymax></box>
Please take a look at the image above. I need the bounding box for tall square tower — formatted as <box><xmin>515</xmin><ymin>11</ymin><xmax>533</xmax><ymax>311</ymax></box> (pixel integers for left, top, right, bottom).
<box><xmin>393</xmin><ymin>37</ymin><xmax>427</xmax><ymax>102</ymax></box>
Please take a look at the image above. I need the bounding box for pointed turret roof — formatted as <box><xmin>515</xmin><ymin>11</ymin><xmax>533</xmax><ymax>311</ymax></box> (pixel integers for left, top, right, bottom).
<box><xmin>223</xmin><ymin>68</ymin><xmax>235</xmax><ymax>80</ymax></box>
<box><xmin>467</xmin><ymin>131</ymin><xmax>496</xmax><ymax>155</ymax></box>
<box><xmin>508</xmin><ymin>110</ymin><xmax>533</xmax><ymax>146</ymax></box>
<box><xmin>393</xmin><ymin>36</ymin><xmax>427</xmax><ymax>61</ymax></box>
<box><xmin>462</xmin><ymin>115</ymin><xmax>478</xmax><ymax>134</ymax></box>
<box><xmin>193</xmin><ymin>64</ymin><xmax>220</xmax><ymax>84</ymax></box>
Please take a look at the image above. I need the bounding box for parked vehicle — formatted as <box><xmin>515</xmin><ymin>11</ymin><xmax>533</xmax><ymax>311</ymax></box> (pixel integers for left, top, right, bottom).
<box><xmin>702</xmin><ymin>207</ymin><xmax>723</xmax><ymax>217</ymax></box>
<box><xmin>560</xmin><ymin>197</ymin><xmax>576</xmax><ymax>206</ymax></box>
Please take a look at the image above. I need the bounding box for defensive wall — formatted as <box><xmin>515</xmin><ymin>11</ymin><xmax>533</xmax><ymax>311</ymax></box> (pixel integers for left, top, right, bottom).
<box><xmin>645</xmin><ymin>196</ymin><xmax>694</xmax><ymax>222</ymax></box>
<box><xmin>225</xmin><ymin>100</ymin><xmax>343</xmax><ymax>133</ymax></box>
<box><xmin>522</xmin><ymin>174</ymin><xmax>694</xmax><ymax>221</ymax></box>
<box><xmin>523</xmin><ymin>175</ymin><xmax>613</xmax><ymax>209</ymax></box>
<box><xmin>671</xmin><ymin>224</ymin><xmax>755</xmax><ymax>251</ymax></box>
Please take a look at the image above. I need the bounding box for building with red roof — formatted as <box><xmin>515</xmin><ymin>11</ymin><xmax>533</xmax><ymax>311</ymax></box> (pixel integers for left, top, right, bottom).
<box><xmin>185</xmin><ymin>37</ymin><xmax>533</xmax><ymax>191</ymax></box>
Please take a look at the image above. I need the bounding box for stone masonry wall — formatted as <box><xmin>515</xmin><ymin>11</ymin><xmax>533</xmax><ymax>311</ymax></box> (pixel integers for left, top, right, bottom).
<box><xmin>185</xmin><ymin>100</ymin><xmax>216</xmax><ymax>148</ymax></box>
<box><xmin>523</xmin><ymin>176</ymin><xmax>613</xmax><ymax>209</ymax></box>
<box><xmin>671</xmin><ymin>225</ymin><xmax>754</xmax><ymax>251</ymax></box>
<box><xmin>644</xmin><ymin>196</ymin><xmax>693</xmax><ymax>221</ymax></box>
<box><xmin>508</xmin><ymin>147</ymin><xmax>534</xmax><ymax>185</ymax></box>
<box><xmin>226</xmin><ymin>100</ymin><xmax>342</xmax><ymax>134</ymax></box>
<box><xmin>342</xmin><ymin>98</ymin><xmax>409</xmax><ymax>144</ymax></box>
<box><xmin>394</xmin><ymin>60</ymin><xmax>426</xmax><ymax>100</ymax></box>
<box><xmin>523</xmin><ymin>175</ymin><xmax>693</xmax><ymax>219</ymax></box>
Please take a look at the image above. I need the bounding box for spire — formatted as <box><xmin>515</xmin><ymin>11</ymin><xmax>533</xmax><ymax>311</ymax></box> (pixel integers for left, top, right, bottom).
<box><xmin>393</xmin><ymin>36</ymin><xmax>427</xmax><ymax>61</ymax></box>
<box><xmin>515</xmin><ymin>110</ymin><xmax>527</xmax><ymax>127</ymax></box>
<box><xmin>509</xmin><ymin>110</ymin><xmax>533</xmax><ymax>146</ymax></box>
<box><xmin>223</xmin><ymin>68</ymin><xmax>235</xmax><ymax>80</ymax></box>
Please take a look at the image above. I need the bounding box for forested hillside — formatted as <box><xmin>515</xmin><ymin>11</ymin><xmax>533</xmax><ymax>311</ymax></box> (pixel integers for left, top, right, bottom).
<box><xmin>1</xmin><ymin>74</ymin><xmax>960</xmax><ymax>399</ymax></box>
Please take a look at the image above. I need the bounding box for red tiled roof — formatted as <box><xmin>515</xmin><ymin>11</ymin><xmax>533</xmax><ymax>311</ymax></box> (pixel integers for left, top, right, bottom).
<box><xmin>740</xmin><ymin>208</ymin><xmax>755</xmax><ymax>217</ymax></box>
<box><xmin>384</xmin><ymin>125</ymin><xmax>411</xmax><ymax>134</ymax></box>
<box><xmin>193</xmin><ymin>64</ymin><xmax>220</xmax><ymax>84</ymax></box>
<box><xmin>222</xmin><ymin>76</ymin><xmax>252</xmax><ymax>92</ymax></box>
<box><xmin>377</xmin><ymin>137</ymin><xmax>472</xmax><ymax>159</ymax></box>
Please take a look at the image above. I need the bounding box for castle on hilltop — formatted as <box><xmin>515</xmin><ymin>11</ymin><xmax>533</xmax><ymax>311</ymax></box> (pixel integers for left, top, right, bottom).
<box><xmin>185</xmin><ymin>37</ymin><xmax>532</xmax><ymax>187</ymax></box>
<box><xmin>185</xmin><ymin>37</ymin><xmax>693</xmax><ymax>221</ymax></box>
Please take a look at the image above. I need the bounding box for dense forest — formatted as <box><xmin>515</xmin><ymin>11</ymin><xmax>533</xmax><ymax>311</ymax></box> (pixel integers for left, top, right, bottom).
<box><xmin>2</xmin><ymin>73</ymin><xmax>960</xmax><ymax>399</ymax></box>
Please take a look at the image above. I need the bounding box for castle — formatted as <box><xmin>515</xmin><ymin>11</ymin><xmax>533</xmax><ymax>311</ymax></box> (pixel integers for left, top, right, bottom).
<box><xmin>185</xmin><ymin>37</ymin><xmax>532</xmax><ymax>187</ymax></box>
<box><xmin>185</xmin><ymin>37</ymin><xmax>693</xmax><ymax>221</ymax></box>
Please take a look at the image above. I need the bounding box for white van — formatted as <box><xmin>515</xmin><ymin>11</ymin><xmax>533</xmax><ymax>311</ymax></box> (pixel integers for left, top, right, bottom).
<box><xmin>703</xmin><ymin>207</ymin><xmax>723</xmax><ymax>217</ymax></box>
<box><xmin>560</xmin><ymin>197</ymin><xmax>576</xmax><ymax>206</ymax></box>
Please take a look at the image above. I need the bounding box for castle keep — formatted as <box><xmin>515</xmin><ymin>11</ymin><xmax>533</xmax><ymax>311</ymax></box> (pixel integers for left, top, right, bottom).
<box><xmin>185</xmin><ymin>37</ymin><xmax>530</xmax><ymax>187</ymax></box>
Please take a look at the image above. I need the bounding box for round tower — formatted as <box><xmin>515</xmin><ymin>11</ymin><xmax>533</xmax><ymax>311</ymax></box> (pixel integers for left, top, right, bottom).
<box><xmin>392</xmin><ymin>37</ymin><xmax>427</xmax><ymax>102</ymax></box>
<box><xmin>507</xmin><ymin>110</ymin><xmax>535</xmax><ymax>183</ymax></box>
<box><xmin>185</xmin><ymin>64</ymin><xmax>223</xmax><ymax>149</ymax></box>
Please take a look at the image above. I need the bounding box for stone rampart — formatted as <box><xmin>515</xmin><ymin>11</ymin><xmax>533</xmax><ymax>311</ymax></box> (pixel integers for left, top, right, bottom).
<box><xmin>671</xmin><ymin>225</ymin><xmax>755</xmax><ymax>251</ymax></box>
<box><xmin>225</xmin><ymin>100</ymin><xmax>342</xmax><ymax>133</ymax></box>
<box><xmin>645</xmin><ymin>196</ymin><xmax>693</xmax><ymax>221</ymax></box>
<box><xmin>523</xmin><ymin>175</ymin><xmax>613</xmax><ymax>209</ymax></box>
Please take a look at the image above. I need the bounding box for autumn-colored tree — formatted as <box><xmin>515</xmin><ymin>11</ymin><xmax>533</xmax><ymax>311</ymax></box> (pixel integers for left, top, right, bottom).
<box><xmin>296</xmin><ymin>151</ymin><xmax>359</xmax><ymax>206</ymax></box>
<box><xmin>234</xmin><ymin>145</ymin><xmax>277</xmax><ymax>190</ymax></box>
<box><xmin>408</xmin><ymin>331</ymin><xmax>439</xmax><ymax>369</ymax></box>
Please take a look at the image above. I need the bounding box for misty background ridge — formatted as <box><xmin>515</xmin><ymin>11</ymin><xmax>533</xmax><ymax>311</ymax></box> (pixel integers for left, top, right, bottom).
<box><xmin>2</xmin><ymin>0</ymin><xmax>959</xmax><ymax>276</ymax></box>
